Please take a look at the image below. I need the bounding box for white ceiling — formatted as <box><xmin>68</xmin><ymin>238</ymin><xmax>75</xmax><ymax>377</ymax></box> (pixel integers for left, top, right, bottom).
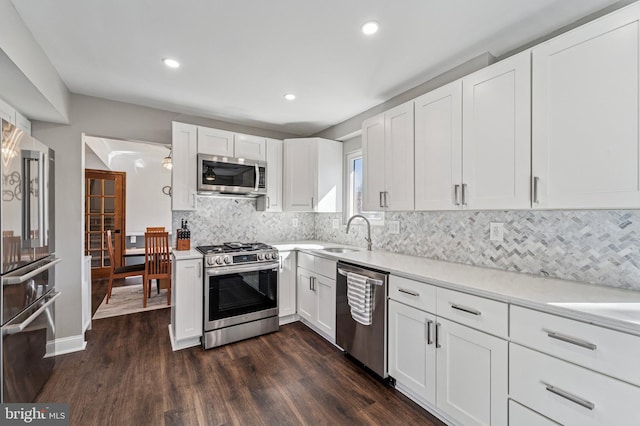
<box><xmin>11</xmin><ymin>0</ymin><xmax>626</xmax><ymax>136</ymax></box>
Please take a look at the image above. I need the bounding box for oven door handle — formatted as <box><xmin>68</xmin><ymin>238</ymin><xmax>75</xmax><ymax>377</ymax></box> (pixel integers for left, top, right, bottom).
<box><xmin>2</xmin><ymin>291</ymin><xmax>61</xmax><ymax>335</ymax></box>
<box><xmin>2</xmin><ymin>257</ymin><xmax>61</xmax><ymax>285</ymax></box>
<box><xmin>206</xmin><ymin>261</ymin><xmax>279</xmax><ymax>276</ymax></box>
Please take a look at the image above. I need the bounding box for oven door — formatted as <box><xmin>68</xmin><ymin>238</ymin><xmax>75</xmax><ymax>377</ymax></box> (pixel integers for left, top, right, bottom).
<box><xmin>204</xmin><ymin>261</ymin><xmax>278</xmax><ymax>331</ymax></box>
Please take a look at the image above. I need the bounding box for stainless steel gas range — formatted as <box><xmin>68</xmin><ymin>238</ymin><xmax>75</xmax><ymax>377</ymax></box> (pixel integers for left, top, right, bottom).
<box><xmin>197</xmin><ymin>242</ymin><xmax>279</xmax><ymax>349</ymax></box>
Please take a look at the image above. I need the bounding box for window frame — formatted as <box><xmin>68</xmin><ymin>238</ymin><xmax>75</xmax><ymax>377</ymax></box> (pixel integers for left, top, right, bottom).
<box><xmin>344</xmin><ymin>149</ymin><xmax>384</xmax><ymax>226</ymax></box>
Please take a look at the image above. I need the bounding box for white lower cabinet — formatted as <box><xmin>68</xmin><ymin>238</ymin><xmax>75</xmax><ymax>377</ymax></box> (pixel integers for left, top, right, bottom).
<box><xmin>510</xmin><ymin>343</ymin><xmax>640</xmax><ymax>426</ymax></box>
<box><xmin>388</xmin><ymin>276</ymin><xmax>508</xmax><ymax>426</ymax></box>
<box><xmin>509</xmin><ymin>400</ymin><xmax>557</xmax><ymax>426</ymax></box>
<box><xmin>436</xmin><ymin>318</ymin><xmax>507</xmax><ymax>426</ymax></box>
<box><xmin>296</xmin><ymin>252</ymin><xmax>336</xmax><ymax>341</ymax></box>
<box><xmin>278</xmin><ymin>251</ymin><xmax>296</xmax><ymax>319</ymax></box>
<box><xmin>170</xmin><ymin>254</ymin><xmax>203</xmax><ymax>350</ymax></box>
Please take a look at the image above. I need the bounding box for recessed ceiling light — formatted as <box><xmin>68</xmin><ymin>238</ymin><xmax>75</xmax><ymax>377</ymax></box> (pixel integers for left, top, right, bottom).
<box><xmin>361</xmin><ymin>21</ymin><xmax>379</xmax><ymax>35</ymax></box>
<box><xmin>162</xmin><ymin>58</ymin><xmax>180</xmax><ymax>68</ymax></box>
<box><xmin>284</xmin><ymin>93</ymin><xmax>296</xmax><ymax>101</ymax></box>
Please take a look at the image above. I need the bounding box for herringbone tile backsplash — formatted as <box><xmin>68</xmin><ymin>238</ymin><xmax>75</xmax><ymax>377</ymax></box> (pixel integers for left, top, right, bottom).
<box><xmin>174</xmin><ymin>198</ymin><xmax>640</xmax><ymax>291</ymax></box>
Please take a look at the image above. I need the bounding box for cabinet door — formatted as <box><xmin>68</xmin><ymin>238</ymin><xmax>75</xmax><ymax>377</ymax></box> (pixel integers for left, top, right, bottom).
<box><xmin>532</xmin><ymin>5</ymin><xmax>640</xmax><ymax>209</ymax></box>
<box><xmin>436</xmin><ymin>318</ymin><xmax>508</xmax><ymax>426</ymax></box>
<box><xmin>173</xmin><ymin>258</ymin><xmax>203</xmax><ymax>341</ymax></box>
<box><xmin>171</xmin><ymin>122</ymin><xmax>198</xmax><ymax>211</ymax></box>
<box><xmin>278</xmin><ymin>251</ymin><xmax>296</xmax><ymax>317</ymax></box>
<box><xmin>197</xmin><ymin>126</ymin><xmax>234</xmax><ymax>156</ymax></box>
<box><xmin>0</xmin><ymin>97</ymin><xmax>15</xmax><ymax>124</ymax></box>
<box><xmin>315</xmin><ymin>275</ymin><xmax>335</xmax><ymax>339</ymax></box>
<box><xmin>414</xmin><ymin>81</ymin><xmax>463</xmax><ymax>210</ymax></box>
<box><xmin>462</xmin><ymin>50</ymin><xmax>531</xmax><ymax>210</ymax></box>
<box><xmin>284</xmin><ymin>139</ymin><xmax>315</xmax><ymax>211</ymax></box>
<box><xmin>265</xmin><ymin>138</ymin><xmax>283</xmax><ymax>212</ymax></box>
<box><xmin>234</xmin><ymin>133</ymin><xmax>266</xmax><ymax>161</ymax></box>
<box><xmin>297</xmin><ymin>267</ymin><xmax>315</xmax><ymax>322</ymax></box>
<box><xmin>388</xmin><ymin>300</ymin><xmax>436</xmax><ymax>405</ymax></box>
<box><xmin>362</xmin><ymin>113</ymin><xmax>386</xmax><ymax>211</ymax></box>
<box><xmin>384</xmin><ymin>101</ymin><xmax>415</xmax><ymax>210</ymax></box>
<box><xmin>14</xmin><ymin>111</ymin><xmax>31</xmax><ymax>135</ymax></box>
<box><xmin>316</xmin><ymin>139</ymin><xmax>343</xmax><ymax>213</ymax></box>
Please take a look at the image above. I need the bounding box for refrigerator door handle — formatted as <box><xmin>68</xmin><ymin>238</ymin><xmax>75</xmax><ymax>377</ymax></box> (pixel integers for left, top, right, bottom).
<box><xmin>2</xmin><ymin>257</ymin><xmax>61</xmax><ymax>285</ymax></box>
<box><xmin>2</xmin><ymin>291</ymin><xmax>61</xmax><ymax>335</ymax></box>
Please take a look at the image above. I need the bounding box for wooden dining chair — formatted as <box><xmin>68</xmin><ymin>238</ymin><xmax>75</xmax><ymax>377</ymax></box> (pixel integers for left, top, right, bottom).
<box><xmin>143</xmin><ymin>231</ymin><xmax>171</xmax><ymax>307</ymax></box>
<box><xmin>146</xmin><ymin>227</ymin><xmax>165</xmax><ymax>232</ymax></box>
<box><xmin>105</xmin><ymin>230</ymin><xmax>145</xmax><ymax>304</ymax></box>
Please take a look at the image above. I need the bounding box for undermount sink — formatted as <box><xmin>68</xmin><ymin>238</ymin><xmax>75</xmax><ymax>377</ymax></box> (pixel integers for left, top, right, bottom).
<box><xmin>322</xmin><ymin>247</ymin><xmax>359</xmax><ymax>254</ymax></box>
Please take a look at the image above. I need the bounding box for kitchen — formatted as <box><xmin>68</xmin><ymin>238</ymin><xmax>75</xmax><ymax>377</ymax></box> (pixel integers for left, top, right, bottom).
<box><xmin>2</xmin><ymin>0</ymin><xmax>640</xmax><ymax>425</ymax></box>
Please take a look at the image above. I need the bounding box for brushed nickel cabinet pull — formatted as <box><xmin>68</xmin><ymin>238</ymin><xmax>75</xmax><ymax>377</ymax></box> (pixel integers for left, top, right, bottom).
<box><xmin>454</xmin><ymin>184</ymin><xmax>461</xmax><ymax>206</ymax></box>
<box><xmin>379</xmin><ymin>192</ymin><xmax>384</xmax><ymax>208</ymax></box>
<box><xmin>398</xmin><ymin>288</ymin><xmax>419</xmax><ymax>297</ymax></box>
<box><xmin>435</xmin><ymin>322</ymin><xmax>441</xmax><ymax>348</ymax></box>
<box><xmin>451</xmin><ymin>303</ymin><xmax>481</xmax><ymax>316</ymax></box>
<box><xmin>544</xmin><ymin>330</ymin><xmax>597</xmax><ymax>350</ymax></box>
<box><xmin>384</xmin><ymin>191</ymin><xmax>389</xmax><ymax>208</ymax></box>
<box><xmin>543</xmin><ymin>382</ymin><xmax>595</xmax><ymax>410</ymax></box>
<box><xmin>533</xmin><ymin>176</ymin><xmax>540</xmax><ymax>204</ymax></box>
<box><xmin>426</xmin><ymin>319</ymin><xmax>433</xmax><ymax>345</ymax></box>
<box><xmin>461</xmin><ymin>183</ymin><xmax>468</xmax><ymax>206</ymax></box>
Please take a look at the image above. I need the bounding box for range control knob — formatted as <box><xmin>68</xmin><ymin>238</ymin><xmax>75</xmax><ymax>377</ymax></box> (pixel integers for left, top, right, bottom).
<box><xmin>207</xmin><ymin>257</ymin><xmax>215</xmax><ymax>266</ymax></box>
<box><xmin>263</xmin><ymin>252</ymin><xmax>271</xmax><ymax>260</ymax></box>
<box><xmin>271</xmin><ymin>251</ymin><xmax>278</xmax><ymax>260</ymax></box>
<box><xmin>257</xmin><ymin>253</ymin><xmax>265</xmax><ymax>261</ymax></box>
<box><xmin>215</xmin><ymin>257</ymin><xmax>223</xmax><ymax>265</ymax></box>
<box><xmin>223</xmin><ymin>255</ymin><xmax>231</xmax><ymax>264</ymax></box>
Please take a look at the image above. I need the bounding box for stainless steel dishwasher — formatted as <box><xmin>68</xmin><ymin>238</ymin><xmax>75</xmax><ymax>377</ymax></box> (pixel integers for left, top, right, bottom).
<box><xmin>336</xmin><ymin>261</ymin><xmax>389</xmax><ymax>378</ymax></box>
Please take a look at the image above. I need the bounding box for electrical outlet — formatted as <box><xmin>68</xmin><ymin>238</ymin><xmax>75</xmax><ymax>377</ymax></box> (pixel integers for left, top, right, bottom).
<box><xmin>388</xmin><ymin>221</ymin><xmax>400</xmax><ymax>235</ymax></box>
<box><xmin>130</xmin><ymin>235</ymin><xmax>136</xmax><ymax>244</ymax></box>
<box><xmin>332</xmin><ymin>219</ymin><xmax>340</xmax><ymax>229</ymax></box>
<box><xmin>292</xmin><ymin>218</ymin><xmax>299</xmax><ymax>228</ymax></box>
<box><xmin>489</xmin><ymin>222</ymin><xmax>504</xmax><ymax>242</ymax></box>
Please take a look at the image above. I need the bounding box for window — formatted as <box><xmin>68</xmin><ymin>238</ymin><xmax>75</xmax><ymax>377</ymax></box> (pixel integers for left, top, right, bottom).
<box><xmin>345</xmin><ymin>150</ymin><xmax>384</xmax><ymax>225</ymax></box>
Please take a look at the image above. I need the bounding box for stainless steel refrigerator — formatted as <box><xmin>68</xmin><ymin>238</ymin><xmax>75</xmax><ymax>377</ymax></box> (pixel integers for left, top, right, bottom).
<box><xmin>1</xmin><ymin>119</ymin><xmax>59</xmax><ymax>402</ymax></box>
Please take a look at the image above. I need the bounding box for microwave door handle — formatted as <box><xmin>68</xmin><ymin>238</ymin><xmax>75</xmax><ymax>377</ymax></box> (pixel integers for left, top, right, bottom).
<box><xmin>254</xmin><ymin>163</ymin><xmax>259</xmax><ymax>192</ymax></box>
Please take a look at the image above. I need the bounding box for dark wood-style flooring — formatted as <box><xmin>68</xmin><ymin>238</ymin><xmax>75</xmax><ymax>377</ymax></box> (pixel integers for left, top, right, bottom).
<box><xmin>36</xmin><ymin>278</ymin><xmax>446</xmax><ymax>426</ymax></box>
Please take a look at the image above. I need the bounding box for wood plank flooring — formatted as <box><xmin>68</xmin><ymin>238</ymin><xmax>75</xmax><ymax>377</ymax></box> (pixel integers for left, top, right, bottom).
<box><xmin>38</xmin><ymin>279</ymin><xmax>446</xmax><ymax>426</ymax></box>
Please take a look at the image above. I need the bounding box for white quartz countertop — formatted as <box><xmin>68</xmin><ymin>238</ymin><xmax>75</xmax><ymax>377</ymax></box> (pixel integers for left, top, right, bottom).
<box><xmin>271</xmin><ymin>240</ymin><xmax>640</xmax><ymax>336</ymax></box>
<box><xmin>171</xmin><ymin>248</ymin><xmax>203</xmax><ymax>261</ymax></box>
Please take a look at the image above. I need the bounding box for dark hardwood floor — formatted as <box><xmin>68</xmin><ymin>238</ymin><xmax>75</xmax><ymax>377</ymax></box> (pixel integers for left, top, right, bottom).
<box><xmin>38</xmin><ymin>278</ymin><xmax>446</xmax><ymax>426</ymax></box>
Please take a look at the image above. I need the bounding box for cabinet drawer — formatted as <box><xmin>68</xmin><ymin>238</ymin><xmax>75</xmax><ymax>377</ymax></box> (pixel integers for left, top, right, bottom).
<box><xmin>510</xmin><ymin>344</ymin><xmax>640</xmax><ymax>426</ymax></box>
<box><xmin>389</xmin><ymin>275</ymin><xmax>436</xmax><ymax>313</ymax></box>
<box><xmin>510</xmin><ymin>305</ymin><xmax>640</xmax><ymax>386</ymax></box>
<box><xmin>315</xmin><ymin>256</ymin><xmax>336</xmax><ymax>279</ymax></box>
<box><xmin>436</xmin><ymin>287</ymin><xmax>508</xmax><ymax>338</ymax></box>
<box><xmin>509</xmin><ymin>400</ymin><xmax>557</xmax><ymax>426</ymax></box>
<box><xmin>297</xmin><ymin>252</ymin><xmax>314</xmax><ymax>271</ymax></box>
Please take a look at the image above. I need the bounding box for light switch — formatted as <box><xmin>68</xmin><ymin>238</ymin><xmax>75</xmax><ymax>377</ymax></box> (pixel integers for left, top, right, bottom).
<box><xmin>332</xmin><ymin>219</ymin><xmax>340</xmax><ymax>229</ymax></box>
<box><xmin>388</xmin><ymin>221</ymin><xmax>400</xmax><ymax>235</ymax></box>
<box><xmin>130</xmin><ymin>235</ymin><xmax>136</xmax><ymax>243</ymax></box>
<box><xmin>292</xmin><ymin>218</ymin><xmax>299</xmax><ymax>228</ymax></box>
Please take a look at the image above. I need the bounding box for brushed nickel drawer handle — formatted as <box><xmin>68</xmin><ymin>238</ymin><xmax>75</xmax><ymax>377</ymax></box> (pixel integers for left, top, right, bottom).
<box><xmin>543</xmin><ymin>382</ymin><xmax>595</xmax><ymax>410</ymax></box>
<box><xmin>450</xmin><ymin>303</ymin><xmax>481</xmax><ymax>316</ymax></box>
<box><xmin>544</xmin><ymin>330</ymin><xmax>597</xmax><ymax>350</ymax></box>
<box><xmin>435</xmin><ymin>322</ymin><xmax>441</xmax><ymax>348</ymax></box>
<box><xmin>426</xmin><ymin>319</ymin><xmax>433</xmax><ymax>345</ymax></box>
<box><xmin>398</xmin><ymin>288</ymin><xmax>420</xmax><ymax>297</ymax></box>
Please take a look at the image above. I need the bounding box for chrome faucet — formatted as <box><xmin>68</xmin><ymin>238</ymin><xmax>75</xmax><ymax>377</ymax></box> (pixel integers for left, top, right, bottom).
<box><xmin>346</xmin><ymin>214</ymin><xmax>372</xmax><ymax>251</ymax></box>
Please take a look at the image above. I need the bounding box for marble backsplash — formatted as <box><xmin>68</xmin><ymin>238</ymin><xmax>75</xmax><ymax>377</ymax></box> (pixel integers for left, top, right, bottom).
<box><xmin>315</xmin><ymin>210</ymin><xmax>640</xmax><ymax>291</ymax></box>
<box><xmin>173</xmin><ymin>198</ymin><xmax>640</xmax><ymax>291</ymax></box>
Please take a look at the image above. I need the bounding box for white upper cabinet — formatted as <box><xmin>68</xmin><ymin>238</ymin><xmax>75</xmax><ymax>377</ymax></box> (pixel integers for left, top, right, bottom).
<box><xmin>462</xmin><ymin>50</ymin><xmax>531</xmax><ymax>210</ymax></box>
<box><xmin>362</xmin><ymin>101</ymin><xmax>414</xmax><ymax>211</ymax></box>
<box><xmin>283</xmin><ymin>138</ymin><xmax>342</xmax><ymax>212</ymax></box>
<box><xmin>172</xmin><ymin>122</ymin><xmax>198</xmax><ymax>211</ymax></box>
<box><xmin>532</xmin><ymin>4</ymin><xmax>640</xmax><ymax>209</ymax></box>
<box><xmin>197</xmin><ymin>126</ymin><xmax>234</xmax><ymax>157</ymax></box>
<box><xmin>264</xmin><ymin>138</ymin><xmax>283</xmax><ymax>211</ymax></box>
<box><xmin>0</xmin><ymin>98</ymin><xmax>15</xmax><ymax>124</ymax></box>
<box><xmin>15</xmin><ymin>111</ymin><xmax>31</xmax><ymax>135</ymax></box>
<box><xmin>414</xmin><ymin>81</ymin><xmax>463</xmax><ymax>210</ymax></box>
<box><xmin>234</xmin><ymin>133</ymin><xmax>266</xmax><ymax>161</ymax></box>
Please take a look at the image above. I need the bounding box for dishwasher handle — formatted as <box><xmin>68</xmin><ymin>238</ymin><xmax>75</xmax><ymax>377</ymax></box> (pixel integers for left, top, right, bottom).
<box><xmin>337</xmin><ymin>267</ymin><xmax>384</xmax><ymax>286</ymax></box>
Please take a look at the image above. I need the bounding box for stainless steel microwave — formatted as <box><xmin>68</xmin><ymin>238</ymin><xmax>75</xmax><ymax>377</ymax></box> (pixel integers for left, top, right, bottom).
<box><xmin>197</xmin><ymin>154</ymin><xmax>267</xmax><ymax>196</ymax></box>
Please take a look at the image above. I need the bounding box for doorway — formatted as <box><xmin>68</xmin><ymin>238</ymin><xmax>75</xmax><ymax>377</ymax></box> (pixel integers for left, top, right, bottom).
<box><xmin>85</xmin><ymin>169</ymin><xmax>126</xmax><ymax>279</ymax></box>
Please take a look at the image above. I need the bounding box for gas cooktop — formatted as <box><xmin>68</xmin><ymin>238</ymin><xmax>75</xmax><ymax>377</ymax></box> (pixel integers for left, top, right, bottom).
<box><xmin>196</xmin><ymin>242</ymin><xmax>278</xmax><ymax>267</ymax></box>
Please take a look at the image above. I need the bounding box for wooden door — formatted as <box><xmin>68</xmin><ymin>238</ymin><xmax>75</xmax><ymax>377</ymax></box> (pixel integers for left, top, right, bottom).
<box><xmin>436</xmin><ymin>318</ymin><xmax>508</xmax><ymax>426</ymax></box>
<box><xmin>462</xmin><ymin>50</ymin><xmax>531</xmax><ymax>210</ymax></box>
<box><xmin>414</xmin><ymin>81</ymin><xmax>463</xmax><ymax>210</ymax></box>
<box><xmin>384</xmin><ymin>101</ymin><xmax>415</xmax><ymax>210</ymax></box>
<box><xmin>362</xmin><ymin>113</ymin><xmax>386</xmax><ymax>211</ymax></box>
<box><xmin>532</xmin><ymin>5</ymin><xmax>640</xmax><ymax>209</ymax></box>
<box><xmin>85</xmin><ymin>169</ymin><xmax>126</xmax><ymax>279</ymax></box>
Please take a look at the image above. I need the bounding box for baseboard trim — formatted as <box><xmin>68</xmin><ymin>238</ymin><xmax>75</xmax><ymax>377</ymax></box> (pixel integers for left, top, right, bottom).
<box><xmin>168</xmin><ymin>324</ymin><xmax>201</xmax><ymax>351</ymax></box>
<box><xmin>278</xmin><ymin>313</ymin><xmax>299</xmax><ymax>325</ymax></box>
<box><xmin>47</xmin><ymin>334</ymin><xmax>87</xmax><ymax>356</ymax></box>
